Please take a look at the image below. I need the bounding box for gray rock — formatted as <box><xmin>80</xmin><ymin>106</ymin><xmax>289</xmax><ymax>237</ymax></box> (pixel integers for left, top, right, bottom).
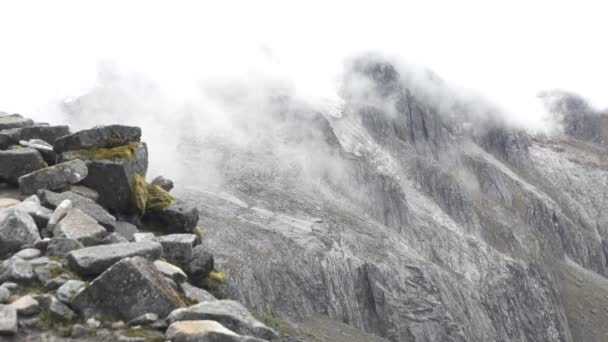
<box><xmin>46</xmin><ymin>237</ymin><xmax>83</xmax><ymax>257</ymax></box>
<box><xmin>144</xmin><ymin>198</ymin><xmax>199</xmax><ymax>233</ymax></box>
<box><xmin>127</xmin><ymin>312</ymin><xmax>158</xmax><ymax>326</ymax></box>
<box><xmin>166</xmin><ymin>320</ymin><xmax>263</xmax><ymax>342</ymax></box>
<box><xmin>151</xmin><ymin>176</ymin><xmax>174</xmax><ymax>192</ymax></box>
<box><xmin>100</xmin><ymin>232</ymin><xmax>129</xmax><ymax>245</ymax></box>
<box><xmin>33</xmin><ymin>237</ymin><xmax>49</xmax><ymax>253</ymax></box>
<box><xmin>38</xmin><ymin>295</ymin><xmax>76</xmax><ymax>322</ymax></box>
<box><xmin>53</xmin><ymin>208</ymin><xmax>108</xmax><ymax>246</ymax></box>
<box><xmin>53</xmin><ymin>125</ymin><xmax>141</xmax><ymax>153</ymax></box>
<box><xmin>66</xmin><ymin>241</ymin><xmax>162</xmax><ymax>276</ymax></box>
<box><xmin>71</xmin><ymin>324</ymin><xmax>89</xmax><ymax>338</ymax></box>
<box><xmin>179</xmin><ymin>282</ymin><xmax>216</xmax><ymax>304</ymax></box>
<box><xmin>0</xmin><ymin>282</ymin><xmax>18</xmax><ymax>291</ymax></box>
<box><xmin>32</xmin><ymin>260</ymin><xmax>63</xmax><ymax>283</ymax></box>
<box><xmin>183</xmin><ymin>245</ymin><xmax>214</xmax><ymax>287</ymax></box>
<box><xmin>133</xmin><ymin>232</ymin><xmax>155</xmax><ymax>242</ymax></box>
<box><xmin>86</xmin><ymin>317</ymin><xmax>101</xmax><ymax>328</ymax></box>
<box><xmin>44</xmin><ymin>275</ymin><xmax>71</xmax><ymax>291</ymax></box>
<box><xmin>11</xmin><ymin>195</ymin><xmax>53</xmax><ymax>228</ymax></box>
<box><xmin>0</xmin><ymin>208</ymin><xmax>40</xmax><ymax>256</ymax></box>
<box><xmin>10</xmin><ymin>295</ymin><xmax>39</xmax><ymax>315</ymax></box>
<box><xmin>18</xmin><ymin>159</ymin><xmax>88</xmax><ymax>196</ymax></box>
<box><xmin>114</xmin><ymin>221</ymin><xmax>139</xmax><ymax>241</ymax></box>
<box><xmin>0</xmin><ymin>124</ymin><xmax>69</xmax><ymax>149</ymax></box>
<box><xmin>18</xmin><ymin>139</ymin><xmax>57</xmax><ymax>165</ymax></box>
<box><xmin>0</xmin><ymin>304</ymin><xmax>17</xmax><ymax>334</ymax></box>
<box><xmin>0</xmin><ymin>198</ymin><xmax>19</xmax><ymax>209</ymax></box>
<box><xmin>14</xmin><ymin>248</ymin><xmax>41</xmax><ymax>260</ymax></box>
<box><xmin>0</xmin><ymin>147</ymin><xmax>44</xmax><ymax>184</ymax></box>
<box><xmin>47</xmin><ymin>199</ymin><xmax>72</xmax><ymax>229</ymax></box>
<box><xmin>0</xmin><ymin>257</ymin><xmax>35</xmax><ymax>283</ymax></box>
<box><xmin>158</xmin><ymin>234</ymin><xmax>198</xmax><ymax>265</ymax></box>
<box><xmin>154</xmin><ymin>260</ymin><xmax>187</xmax><ymax>283</ymax></box>
<box><xmin>167</xmin><ymin>300</ymin><xmax>277</xmax><ymax>341</ymax></box>
<box><xmin>0</xmin><ymin>287</ymin><xmax>9</xmax><ymax>304</ymax></box>
<box><xmin>71</xmin><ymin>256</ymin><xmax>185</xmax><ymax>321</ymax></box>
<box><xmin>67</xmin><ymin>185</ymin><xmax>99</xmax><ymax>201</ymax></box>
<box><xmin>56</xmin><ymin>280</ymin><xmax>86</xmax><ymax>305</ymax></box>
<box><xmin>0</xmin><ymin>114</ymin><xmax>33</xmax><ymax>131</ymax></box>
<box><xmin>38</xmin><ymin>190</ymin><xmax>116</xmax><ymax>231</ymax></box>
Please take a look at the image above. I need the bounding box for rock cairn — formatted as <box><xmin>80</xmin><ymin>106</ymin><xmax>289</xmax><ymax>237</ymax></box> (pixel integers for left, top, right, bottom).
<box><xmin>0</xmin><ymin>112</ymin><xmax>277</xmax><ymax>341</ymax></box>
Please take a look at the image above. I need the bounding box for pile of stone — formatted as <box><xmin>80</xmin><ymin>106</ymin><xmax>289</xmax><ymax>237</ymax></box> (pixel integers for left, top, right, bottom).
<box><xmin>0</xmin><ymin>112</ymin><xmax>277</xmax><ymax>341</ymax></box>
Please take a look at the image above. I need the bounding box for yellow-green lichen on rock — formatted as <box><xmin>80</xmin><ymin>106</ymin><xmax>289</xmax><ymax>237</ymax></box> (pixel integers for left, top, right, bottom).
<box><xmin>146</xmin><ymin>184</ymin><xmax>174</xmax><ymax>210</ymax></box>
<box><xmin>130</xmin><ymin>173</ymin><xmax>148</xmax><ymax>214</ymax></box>
<box><xmin>66</xmin><ymin>142</ymin><xmax>142</xmax><ymax>161</ymax></box>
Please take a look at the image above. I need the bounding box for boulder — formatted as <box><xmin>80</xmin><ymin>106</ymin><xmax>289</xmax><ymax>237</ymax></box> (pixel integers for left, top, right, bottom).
<box><xmin>0</xmin><ymin>148</ymin><xmax>44</xmax><ymax>184</ymax></box>
<box><xmin>144</xmin><ymin>198</ymin><xmax>199</xmax><ymax>233</ymax></box>
<box><xmin>179</xmin><ymin>282</ymin><xmax>216</xmax><ymax>304</ymax></box>
<box><xmin>60</xmin><ymin>142</ymin><xmax>149</xmax><ymax>215</ymax></box>
<box><xmin>53</xmin><ymin>125</ymin><xmax>141</xmax><ymax>153</ymax></box>
<box><xmin>38</xmin><ymin>190</ymin><xmax>116</xmax><ymax>231</ymax></box>
<box><xmin>47</xmin><ymin>199</ymin><xmax>72</xmax><ymax>229</ymax></box>
<box><xmin>114</xmin><ymin>221</ymin><xmax>139</xmax><ymax>241</ymax></box>
<box><xmin>10</xmin><ymin>295</ymin><xmax>40</xmax><ymax>315</ymax></box>
<box><xmin>0</xmin><ymin>257</ymin><xmax>34</xmax><ymax>283</ymax></box>
<box><xmin>158</xmin><ymin>234</ymin><xmax>198</xmax><ymax>265</ymax></box>
<box><xmin>56</xmin><ymin>280</ymin><xmax>86</xmax><ymax>305</ymax></box>
<box><xmin>183</xmin><ymin>245</ymin><xmax>214</xmax><ymax>286</ymax></box>
<box><xmin>71</xmin><ymin>256</ymin><xmax>185</xmax><ymax>321</ymax></box>
<box><xmin>154</xmin><ymin>260</ymin><xmax>187</xmax><ymax>283</ymax></box>
<box><xmin>151</xmin><ymin>176</ymin><xmax>174</xmax><ymax>192</ymax></box>
<box><xmin>66</xmin><ymin>241</ymin><xmax>162</xmax><ymax>276</ymax></box>
<box><xmin>53</xmin><ymin>208</ymin><xmax>108</xmax><ymax>246</ymax></box>
<box><xmin>167</xmin><ymin>300</ymin><xmax>278</xmax><ymax>341</ymax></box>
<box><xmin>46</xmin><ymin>237</ymin><xmax>83</xmax><ymax>257</ymax></box>
<box><xmin>0</xmin><ymin>305</ymin><xmax>17</xmax><ymax>335</ymax></box>
<box><xmin>0</xmin><ymin>114</ymin><xmax>33</xmax><ymax>130</ymax></box>
<box><xmin>18</xmin><ymin>160</ymin><xmax>88</xmax><ymax>196</ymax></box>
<box><xmin>166</xmin><ymin>320</ymin><xmax>264</xmax><ymax>342</ymax></box>
<box><xmin>0</xmin><ymin>208</ymin><xmax>40</xmax><ymax>256</ymax></box>
<box><xmin>0</xmin><ymin>124</ymin><xmax>69</xmax><ymax>149</ymax></box>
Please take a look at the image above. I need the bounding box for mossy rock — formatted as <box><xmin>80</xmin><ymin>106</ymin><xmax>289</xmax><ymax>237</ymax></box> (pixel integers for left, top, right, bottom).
<box><xmin>146</xmin><ymin>184</ymin><xmax>174</xmax><ymax>210</ymax></box>
<box><xmin>130</xmin><ymin>173</ymin><xmax>148</xmax><ymax>214</ymax></box>
<box><xmin>64</xmin><ymin>142</ymin><xmax>143</xmax><ymax>161</ymax></box>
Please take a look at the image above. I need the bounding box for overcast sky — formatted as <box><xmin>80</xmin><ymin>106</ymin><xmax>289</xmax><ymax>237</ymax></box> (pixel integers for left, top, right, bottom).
<box><xmin>1</xmin><ymin>0</ymin><xmax>606</xmax><ymax>129</ymax></box>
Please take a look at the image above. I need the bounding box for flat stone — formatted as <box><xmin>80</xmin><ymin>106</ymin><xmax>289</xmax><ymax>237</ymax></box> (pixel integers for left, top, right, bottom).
<box><xmin>53</xmin><ymin>125</ymin><xmax>141</xmax><ymax>153</ymax></box>
<box><xmin>0</xmin><ymin>124</ymin><xmax>69</xmax><ymax>149</ymax></box>
<box><xmin>66</xmin><ymin>241</ymin><xmax>162</xmax><ymax>276</ymax></box>
<box><xmin>114</xmin><ymin>221</ymin><xmax>139</xmax><ymax>241</ymax></box>
<box><xmin>144</xmin><ymin>198</ymin><xmax>199</xmax><ymax>233</ymax></box>
<box><xmin>14</xmin><ymin>248</ymin><xmax>41</xmax><ymax>260</ymax></box>
<box><xmin>53</xmin><ymin>208</ymin><xmax>108</xmax><ymax>246</ymax></box>
<box><xmin>158</xmin><ymin>234</ymin><xmax>198</xmax><ymax>265</ymax></box>
<box><xmin>71</xmin><ymin>256</ymin><xmax>185</xmax><ymax>321</ymax></box>
<box><xmin>56</xmin><ymin>280</ymin><xmax>86</xmax><ymax>305</ymax></box>
<box><xmin>0</xmin><ymin>304</ymin><xmax>17</xmax><ymax>334</ymax></box>
<box><xmin>166</xmin><ymin>320</ymin><xmax>262</xmax><ymax>342</ymax></box>
<box><xmin>133</xmin><ymin>233</ymin><xmax>155</xmax><ymax>242</ymax></box>
<box><xmin>38</xmin><ymin>190</ymin><xmax>116</xmax><ymax>231</ymax></box>
<box><xmin>168</xmin><ymin>300</ymin><xmax>278</xmax><ymax>341</ymax></box>
<box><xmin>0</xmin><ymin>208</ymin><xmax>40</xmax><ymax>256</ymax></box>
<box><xmin>10</xmin><ymin>295</ymin><xmax>39</xmax><ymax>315</ymax></box>
<box><xmin>179</xmin><ymin>282</ymin><xmax>216</xmax><ymax>304</ymax></box>
<box><xmin>0</xmin><ymin>147</ymin><xmax>44</xmax><ymax>184</ymax></box>
<box><xmin>19</xmin><ymin>139</ymin><xmax>57</xmax><ymax>164</ymax></box>
<box><xmin>18</xmin><ymin>160</ymin><xmax>88</xmax><ymax>196</ymax></box>
<box><xmin>46</xmin><ymin>237</ymin><xmax>83</xmax><ymax>257</ymax></box>
<box><xmin>154</xmin><ymin>260</ymin><xmax>187</xmax><ymax>283</ymax></box>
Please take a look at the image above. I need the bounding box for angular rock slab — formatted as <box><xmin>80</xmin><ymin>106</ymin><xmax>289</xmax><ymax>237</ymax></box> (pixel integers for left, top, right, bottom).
<box><xmin>61</xmin><ymin>142</ymin><xmax>149</xmax><ymax>215</ymax></box>
<box><xmin>0</xmin><ymin>114</ymin><xmax>33</xmax><ymax>130</ymax></box>
<box><xmin>158</xmin><ymin>234</ymin><xmax>198</xmax><ymax>265</ymax></box>
<box><xmin>0</xmin><ymin>147</ymin><xmax>44</xmax><ymax>184</ymax></box>
<box><xmin>167</xmin><ymin>300</ymin><xmax>278</xmax><ymax>341</ymax></box>
<box><xmin>0</xmin><ymin>304</ymin><xmax>17</xmax><ymax>335</ymax></box>
<box><xmin>46</xmin><ymin>237</ymin><xmax>83</xmax><ymax>257</ymax></box>
<box><xmin>114</xmin><ymin>221</ymin><xmax>139</xmax><ymax>241</ymax></box>
<box><xmin>53</xmin><ymin>208</ymin><xmax>108</xmax><ymax>246</ymax></box>
<box><xmin>166</xmin><ymin>320</ymin><xmax>264</xmax><ymax>342</ymax></box>
<box><xmin>0</xmin><ymin>124</ymin><xmax>69</xmax><ymax>149</ymax></box>
<box><xmin>53</xmin><ymin>125</ymin><xmax>141</xmax><ymax>153</ymax></box>
<box><xmin>145</xmin><ymin>198</ymin><xmax>199</xmax><ymax>233</ymax></box>
<box><xmin>38</xmin><ymin>190</ymin><xmax>116</xmax><ymax>231</ymax></box>
<box><xmin>11</xmin><ymin>196</ymin><xmax>52</xmax><ymax>228</ymax></box>
<box><xmin>71</xmin><ymin>256</ymin><xmax>185</xmax><ymax>321</ymax></box>
<box><xmin>66</xmin><ymin>241</ymin><xmax>162</xmax><ymax>276</ymax></box>
<box><xmin>18</xmin><ymin>159</ymin><xmax>88</xmax><ymax>196</ymax></box>
<box><xmin>0</xmin><ymin>257</ymin><xmax>34</xmax><ymax>283</ymax></box>
<box><xmin>0</xmin><ymin>208</ymin><xmax>40</xmax><ymax>256</ymax></box>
